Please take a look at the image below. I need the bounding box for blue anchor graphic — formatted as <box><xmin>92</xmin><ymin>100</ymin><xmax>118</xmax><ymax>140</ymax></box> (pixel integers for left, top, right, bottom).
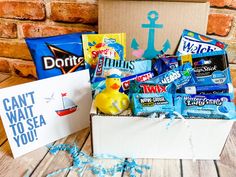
<box><xmin>141</xmin><ymin>11</ymin><xmax>171</xmax><ymax>59</ymax></box>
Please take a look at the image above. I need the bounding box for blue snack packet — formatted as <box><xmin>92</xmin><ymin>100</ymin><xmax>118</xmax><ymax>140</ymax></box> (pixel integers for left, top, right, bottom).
<box><xmin>149</xmin><ymin>62</ymin><xmax>197</xmax><ymax>89</ymax></box>
<box><xmin>176</xmin><ymin>29</ymin><xmax>227</xmax><ymax>56</ymax></box>
<box><xmin>120</xmin><ymin>71</ymin><xmax>155</xmax><ymax>93</ymax></box>
<box><xmin>183</xmin><ymin>83</ymin><xmax>234</xmax><ymax>100</ymax></box>
<box><xmin>153</xmin><ymin>55</ymin><xmax>179</xmax><ymax>75</ymax></box>
<box><xmin>92</xmin><ymin>56</ymin><xmax>152</xmax><ymax>83</ymax></box>
<box><xmin>131</xmin><ymin>93</ymin><xmax>174</xmax><ymax>116</ymax></box>
<box><xmin>174</xmin><ymin>94</ymin><xmax>236</xmax><ymax>119</ymax></box>
<box><xmin>129</xmin><ymin>80</ymin><xmax>176</xmax><ymax>95</ymax></box>
<box><xmin>25</xmin><ymin>32</ymin><xmax>95</xmax><ymax>79</ymax></box>
<box><xmin>179</xmin><ymin>50</ymin><xmax>232</xmax><ymax>86</ymax></box>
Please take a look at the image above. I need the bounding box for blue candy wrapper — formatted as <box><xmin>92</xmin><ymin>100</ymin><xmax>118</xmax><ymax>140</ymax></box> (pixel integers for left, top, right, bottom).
<box><xmin>25</xmin><ymin>32</ymin><xmax>95</xmax><ymax>79</ymax></box>
<box><xmin>120</xmin><ymin>71</ymin><xmax>155</xmax><ymax>92</ymax></box>
<box><xmin>153</xmin><ymin>55</ymin><xmax>178</xmax><ymax>75</ymax></box>
<box><xmin>131</xmin><ymin>93</ymin><xmax>174</xmax><ymax>116</ymax></box>
<box><xmin>179</xmin><ymin>50</ymin><xmax>232</xmax><ymax>86</ymax></box>
<box><xmin>129</xmin><ymin>80</ymin><xmax>176</xmax><ymax>95</ymax></box>
<box><xmin>183</xmin><ymin>83</ymin><xmax>234</xmax><ymax>100</ymax></box>
<box><xmin>92</xmin><ymin>56</ymin><xmax>152</xmax><ymax>83</ymax></box>
<box><xmin>149</xmin><ymin>62</ymin><xmax>197</xmax><ymax>89</ymax></box>
<box><xmin>174</xmin><ymin>94</ymin><xmax>236</xmax><ymax>119</ymax></box>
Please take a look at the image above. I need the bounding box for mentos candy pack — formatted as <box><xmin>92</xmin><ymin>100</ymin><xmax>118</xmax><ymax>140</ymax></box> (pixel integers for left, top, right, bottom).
<box><xmin>179</xmin><ymin>50</ymin><xmax>232</xmax><ymax>86</ymax></box>
<box><xmin>82</xmin><ymin>33</ymin><xmax>126</xmax><ymax>70</ymax></box>
<box><xmin>153</xmin><ymin>55</ymin><xmax>178</xmax><ymax>75</ymax></box>
<box><xmin>176</xmin><ymin>29</ymin><xmax>227</xmax><ymax>56</ymax></box>
<box><xmin>149</xmin><ymin>62</ymin><xmax>197</xmax><ymax>89</ymax></box>
<box><xmin>92</xmin><ymin>56</ymin><xmax>152</xmax><ymax>83</ymax></box>
<box><xmin>129</xmin><ymin>80</ymin><xmax>176</xmax><ymax>95</ymax></box>
<box><xmin>131</xmin><ymin>93</ymin><xmax>174</xmax><ymax>116</ymax></box>
<box><xmin>26</xmin><ymin>32</ymin><xmax>95</xmax><ymax>79</ymax></box>
<box><xmin>174</xmin><ymin>94</ymin><xmax>236</xmax><ymax>119</ymax></box>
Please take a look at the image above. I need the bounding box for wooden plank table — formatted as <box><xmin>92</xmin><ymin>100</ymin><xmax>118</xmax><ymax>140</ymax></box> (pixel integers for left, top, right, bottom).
<box><xmin>0</xmin><ymin>73</ymin><xmax>235</xmax><ymax>177</ymax></box>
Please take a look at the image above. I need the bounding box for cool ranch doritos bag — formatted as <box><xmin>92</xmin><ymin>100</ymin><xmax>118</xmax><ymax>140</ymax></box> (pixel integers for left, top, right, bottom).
<box><xmin>26</xmin><ymin>32</ymin><xmax>95</xmax><ymax>79</ymax></box>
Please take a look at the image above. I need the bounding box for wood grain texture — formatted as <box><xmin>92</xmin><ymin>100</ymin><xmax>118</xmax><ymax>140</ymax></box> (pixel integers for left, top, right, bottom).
<box><xmin>0</xmin><ymin>73</ymin><xmax>10</xmax><ymax>83</ymax></box>
<box><xmin>0</xmin><ymin>76</ymin><xmax>35</xmax><ymax>88</ymax></box>
<box><xmin>0</xmin><ymin>118</ymin><xmax>7</xmax><ymax>146</ymax></box>
<box><xmin>216</xmin><ymin>122</ymin><xmax>236</xmax><ymax>177</ymax></box>
<box><xmin>122</xmin><ymin>159</ymin><xmax>181</xmax><ymax>177</ymax></box>
<box><xmin>30</xmin><ymin>128</ymin><xmax>90</xmax><ymax>177</ymax></box>
<box><xmin>182</xmin><ymin>160</ymin><xmax>218</xmax><ymax>177</ymax></box>
<box><xmin>0</xmin><ymin>140</ymin><xmax>50</xmax><ymax>177</ymax></box>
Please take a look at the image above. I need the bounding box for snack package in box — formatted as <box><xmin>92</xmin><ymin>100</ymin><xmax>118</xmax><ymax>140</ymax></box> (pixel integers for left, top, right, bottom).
<box><xmin>26</xmin><ymin>32</ymin><xmax>95</xmax><ymax>79</ymax></box>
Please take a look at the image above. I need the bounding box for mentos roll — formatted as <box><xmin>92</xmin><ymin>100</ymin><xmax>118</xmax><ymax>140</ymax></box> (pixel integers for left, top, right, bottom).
<box><xmin>92</xmin><ymin>56</ymin><xmax>152</xmax><ymax>83</ymax></box>
<box><xmin>26</xmin><ymin>32</ymin><xmax>95</xmax><ymax>79</ymax></box>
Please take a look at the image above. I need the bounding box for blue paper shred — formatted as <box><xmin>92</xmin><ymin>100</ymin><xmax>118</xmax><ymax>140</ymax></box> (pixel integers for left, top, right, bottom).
<box><xmin>46</xmin><ymin>144</ymin><xmax>151</xmax><ymax>177</ymax></box>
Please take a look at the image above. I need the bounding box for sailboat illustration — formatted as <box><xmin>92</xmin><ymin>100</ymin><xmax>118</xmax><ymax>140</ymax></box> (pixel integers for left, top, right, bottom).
<box><xmin>56</xmin><ymin>93</ymin><xmax>78</xmax><ymax>116</ymax></box>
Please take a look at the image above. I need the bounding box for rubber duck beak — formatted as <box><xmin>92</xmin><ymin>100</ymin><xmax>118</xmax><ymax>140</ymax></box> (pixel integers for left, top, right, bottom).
<box><xmin>110</xmin><ymin>83</ymin><xmax>120</xmax><ymax>90</ymax></box>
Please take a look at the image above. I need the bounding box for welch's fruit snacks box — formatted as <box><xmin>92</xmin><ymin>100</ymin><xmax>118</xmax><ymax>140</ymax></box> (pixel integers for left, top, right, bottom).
<box><xmin>176</xmin><ymin>29</ymin><xmax>227</xmax><ymax>56</ymax></box>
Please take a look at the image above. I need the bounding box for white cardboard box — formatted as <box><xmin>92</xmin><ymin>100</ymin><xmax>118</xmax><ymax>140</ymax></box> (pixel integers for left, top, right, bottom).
<box><xmin>91</xmin><ymin>103</ymin><xmax>234</xmax><ymax>160</ymax></box>
<box><xmin>91</xmin><ymin>0</ymin><xmax>235</xmax><ymax>160</ymax></box>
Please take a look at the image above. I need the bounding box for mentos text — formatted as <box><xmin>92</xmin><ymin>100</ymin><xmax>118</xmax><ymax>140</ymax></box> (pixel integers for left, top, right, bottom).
<box><xmin>96</xmin><ymin>57</ymin><xmax>135</xmax><ymax>76</ymax></box>
<box><xmin>43</xmin><ymin>56</ymin><xmax>84</xmax><ymax>70</ymax></box>
<box><xmin>161</xmin><ymin>71</ymin><xmax>181</xmax><ymax>84</ymax></box>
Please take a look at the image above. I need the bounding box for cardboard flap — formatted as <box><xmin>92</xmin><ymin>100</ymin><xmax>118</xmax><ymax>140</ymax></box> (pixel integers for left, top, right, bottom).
<box><xmin>99</xmin><ymin>0</ymin><xmax>209</xmax><ymax>59</ymax></box>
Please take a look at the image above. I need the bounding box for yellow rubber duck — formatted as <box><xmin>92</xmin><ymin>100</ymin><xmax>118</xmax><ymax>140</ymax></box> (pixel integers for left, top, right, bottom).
<box><xmin>94</xmin><ymin>69</ymin><xmax>130</xmax><ymax>115</ymax></box>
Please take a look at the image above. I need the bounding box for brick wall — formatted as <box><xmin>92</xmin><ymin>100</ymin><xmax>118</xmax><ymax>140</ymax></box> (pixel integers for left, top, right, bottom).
<box><xmin>0</xmin><ymin>0</ymin><xmax>97</xmax><ymax>78</ymax></box>
<box><xmin>0</xmin><ymin>0</ymin><xmax>235</xmax><ymax>82</ymax></box>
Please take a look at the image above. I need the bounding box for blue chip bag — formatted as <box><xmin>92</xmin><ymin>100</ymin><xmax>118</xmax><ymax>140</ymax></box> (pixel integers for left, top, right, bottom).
<box><xmin>174</xmin><ymin>94</ymin><xmax>236</xmax><ymax>119</ymax></box>
<box><xmin>25</xmin><ymin>32</ymin><xmax>95</xmax><ymax>79</ymax></box>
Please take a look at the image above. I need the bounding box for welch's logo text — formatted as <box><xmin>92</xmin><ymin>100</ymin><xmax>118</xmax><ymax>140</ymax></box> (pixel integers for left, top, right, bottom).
<box><xmin>179</xmin><ymin>36</ymin><xmax>222</xmax><ymax>55</ymax></box>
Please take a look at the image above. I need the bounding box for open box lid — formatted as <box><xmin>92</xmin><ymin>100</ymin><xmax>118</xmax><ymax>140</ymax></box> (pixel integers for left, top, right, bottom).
<box><xmin>99</xmin><ymin>0</ymin><xmax>210</xmax><ymax>59</ymax></box>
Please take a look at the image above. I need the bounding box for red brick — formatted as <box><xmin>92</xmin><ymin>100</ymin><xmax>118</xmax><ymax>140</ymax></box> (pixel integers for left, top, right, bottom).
<box><xmin>9</xmin><ymin>59</ymin><xmax>37</xmax><ymax>78</ymax></box>
<box><xmin>230</xmin><ymin>0</ymin><xmax>236</xmax><ymax>8</ymax></box>
<box><xmin>0</xmin><ymin>57</ymin><xmax>10</xmax><ymax>73</ymax></box>
<box><xmin>209</xmin><ymin>0</ymin><xmax>232</xmax><ymax>7</ymax></box>
<box><xmin>50</xmin><ymin>2</ymin><xmax>98</xmax><ymax>24</ymax></box>
<box><xmin>0</xmin><ymin>1</ymin><xmax>45</xmax><ymax>20</ymax></box>
<box><xmin>230</xmin><ymin>66</ymin><xmax>236</xmax><ymax>87</ymax></box>
<box><xmin>0</xmin><ymin>21</ymin><xmax>17</xmax><ymax>38</ymax></box>
<box><xmin>227</xmin><ymin>42</ymin><xmax>236</xmax><ymax>64</ymax></box>
<box><xmin>19</xmin><ymin>23</ymin><xmax>96</xmax><ymax>38</ymax></box>
<box><xmin>0</xmin><ymin>40</ymin><xmax>32</xmax><ymax>60</ymax></box>
<box><xmin>207</xmin><ymin>14</ymin><xmax>233</xmax><ymax>37</ymax></box>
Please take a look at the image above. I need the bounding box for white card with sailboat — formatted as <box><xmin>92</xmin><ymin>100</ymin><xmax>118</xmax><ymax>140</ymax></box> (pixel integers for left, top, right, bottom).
<box><xmin>0</xmin><ymin>70</ymin><xmax>92</xmax><ymax>158</ymax></box>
